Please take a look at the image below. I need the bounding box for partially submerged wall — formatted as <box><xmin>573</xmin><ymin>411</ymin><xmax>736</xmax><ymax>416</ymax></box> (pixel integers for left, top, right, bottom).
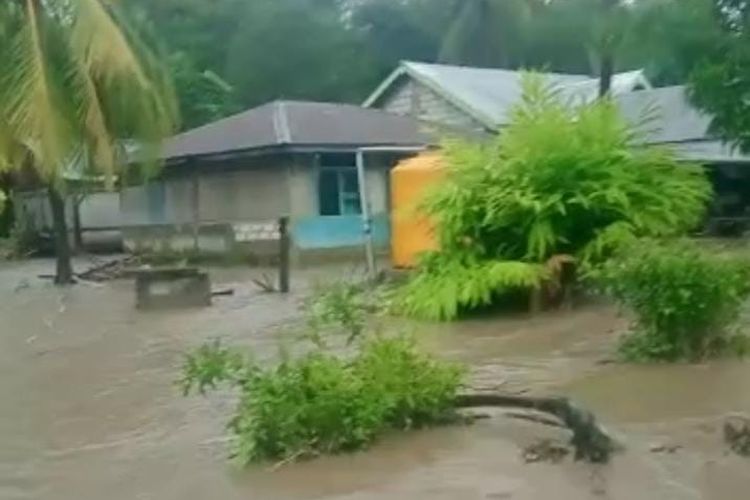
<box><xmin>120</xmin><ymin>152</ymin><xmax>402</xmax><ymax>262</ymax></box>
<box><xmin>122</xmin><ymin>221</ymin><xmax>280</xmax><ymax>262</ymax></box>
<box><xmin>121</xmin><ymin>156</ymin><xmax>288</xmax><ymax>260</ymax></box>
<box><xmin>14</xmin><ymin>189</ymin><xmax>122</xmax><ymax>250</ymax></box>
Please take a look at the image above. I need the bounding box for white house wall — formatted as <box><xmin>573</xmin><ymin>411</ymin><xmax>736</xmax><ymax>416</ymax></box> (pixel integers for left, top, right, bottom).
<box><xmin>15</xmin><ymin>189</ymin><xmax>120</xmax><ymax>231</ymax></box>
<box><xmin>198</xmin><ymin>167</ymin><xmax>289</xmax><ymax>223</ymax></box>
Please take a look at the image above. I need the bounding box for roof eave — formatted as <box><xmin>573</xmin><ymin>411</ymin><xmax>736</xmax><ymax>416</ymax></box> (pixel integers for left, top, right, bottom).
<box><xmin>363</xmin><ymin>66</ymin><xmax>408</xmax><ymax>107</ymax></box>
<box><xmin>163</xmin><ymin>142</ymin><xmax>431</xmax><ymax>167</ymax></box>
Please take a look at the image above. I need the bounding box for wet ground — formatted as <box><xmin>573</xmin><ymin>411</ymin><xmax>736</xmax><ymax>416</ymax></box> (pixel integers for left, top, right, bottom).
<box><xmin>2</xmin><ymin>258</ymin><xmax>750</xmax><ymax>500</ymax></box>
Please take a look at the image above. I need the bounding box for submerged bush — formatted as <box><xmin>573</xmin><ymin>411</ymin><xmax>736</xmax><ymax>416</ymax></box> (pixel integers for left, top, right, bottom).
<box><xmin>600</xmin><ymin>240</ymin><xmax>750</xmax><ymax>361</ymax></box>
<box><xmin>304</xmin><ymin>280</ymin><xmax>384</xmax><ymax>344</ymax></box>
<box><xmin>397</xmin><ymin>74</ymin><xmax>711</xmax><ymax>321</ymax></box>
<box><xmin>181</xmin><ymin>334</ymin><xmax>464</xmax><ymax>464</ymax></box>
<box><xmin>396</xmin><ymin>253</ymin><xmax>548</xmax><ymax>320</ymax></box>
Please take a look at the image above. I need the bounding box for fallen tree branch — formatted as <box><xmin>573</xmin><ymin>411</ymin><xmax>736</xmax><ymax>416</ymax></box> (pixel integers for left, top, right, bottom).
<box><xmin>504</xmin><ymin>411</ymin><xmax>566</xmax><ymax>429</ymax></box>
<box><xmin>251</xmin><ymin>273</ymin><xmax>277</xmax><ymax>293</ymax></box>
<box><xmin>77</xmin><ymin>256</ymin><xmax>139</xmax><ymax>282</ymax></box>
<box><xmin>455</xmin><ymin>393</ymin><xmax>619</xmax><ymax>463</ymax></box>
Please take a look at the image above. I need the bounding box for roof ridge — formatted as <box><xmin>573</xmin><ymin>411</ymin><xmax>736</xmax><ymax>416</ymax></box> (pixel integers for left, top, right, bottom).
<box><xmin>272</xmin><ymin>101</ymin><xmax>292</xmax><ymax>144</ymax></box>
<box><xmin>403</xmin><ymin>60</ymin><xmax>591</xmax><ymax>78</ymax></box>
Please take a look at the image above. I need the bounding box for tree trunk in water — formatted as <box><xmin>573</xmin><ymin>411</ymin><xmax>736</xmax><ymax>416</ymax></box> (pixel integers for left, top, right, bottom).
<box><xmin>455</xmin><ymin>393</ymin><xmax>619</xmax><ymax>463</ymax></box>
<box><xmin>48</xmin><ymin>186</ymin><xmax>74</xmax><ymax>285</ymax></box>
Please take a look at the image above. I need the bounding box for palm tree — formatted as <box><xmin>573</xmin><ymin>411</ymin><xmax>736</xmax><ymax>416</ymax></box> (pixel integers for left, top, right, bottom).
<box><xmin>0</xmin><ymin>0</ymin><xmax>177</xmax><ymax>284</ymax></box>
<box><xmin>439</xmin><ymin>0</ymin><xmax>532</xmax><ymax>68</ymax></box>
<box><xmin>598</xmin><ymin>0</ymin><xmax>622</xmax><ymax>97</ymax></box>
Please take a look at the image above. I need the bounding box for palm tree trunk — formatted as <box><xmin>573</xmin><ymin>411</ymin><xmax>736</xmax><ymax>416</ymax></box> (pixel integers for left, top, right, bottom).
<box><xmin>48</xmin><ymin>185</ymin><xmax>74</xmax><ymax>284</ymax></box>
<box><xmin>598</xmin><ymin>0</ymin><xmax>619</xmax><ymax>98</ymax></box>
<box><xmin>72</xmin><ymin>196</ymin><xmax>83</xmax><ymax>253</ymax></box>
<box><xmin>598</xmin><ymin>50</ymin><xmax>614</xmax><ymax>97</ymax></box>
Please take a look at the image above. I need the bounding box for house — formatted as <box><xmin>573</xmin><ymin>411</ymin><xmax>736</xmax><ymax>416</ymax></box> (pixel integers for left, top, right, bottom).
<box><xmin>364</xmin><ymin>61</ymin><xmax>652</xmax><ymax>133</ymax></box>
<box><xmin>366</xmin><ymin>61</ymin><xmax>750</xmax><ymax>224</ymax></box>
<box><xmin>118</xmin><ymin>62</ymin><xmax>750</xmax><ymax>262</ymax></box>
<box><xmin>119</xmin><ymin>100</ymin><xmax>431</xmax><ymax>260</ymax></box>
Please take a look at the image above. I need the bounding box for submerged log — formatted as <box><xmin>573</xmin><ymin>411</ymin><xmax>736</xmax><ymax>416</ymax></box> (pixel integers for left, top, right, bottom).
<box><xmin>455</xmin><ymin>393</ymin><xmax>619</xmax><ymax>463</ymax></box>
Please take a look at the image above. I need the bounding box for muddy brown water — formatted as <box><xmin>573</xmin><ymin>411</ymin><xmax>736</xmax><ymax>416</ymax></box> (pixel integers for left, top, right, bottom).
<box><xmin>2</xmin><ymin>259</ymin><xmax>750</xmax><ymax>499</ymax></box>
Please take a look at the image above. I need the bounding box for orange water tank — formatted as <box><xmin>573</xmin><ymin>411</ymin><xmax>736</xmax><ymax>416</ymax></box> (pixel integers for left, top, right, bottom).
<box><xmin>390</xmin><ymin>152</ymin><xmax>445</xmax><ymax>268</ymax></box>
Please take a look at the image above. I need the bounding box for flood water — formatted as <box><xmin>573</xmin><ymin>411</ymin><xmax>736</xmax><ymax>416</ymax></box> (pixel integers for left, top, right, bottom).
<box><xmin>2</xmin><ymin>259</ymin><xmax>749</xmax><ymax>499</ymax></box>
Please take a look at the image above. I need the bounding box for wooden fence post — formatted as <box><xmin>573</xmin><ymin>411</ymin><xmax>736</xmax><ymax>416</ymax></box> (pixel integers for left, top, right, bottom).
<box><xmin>278</xmin><ymin>216</ymin><xmax>290</xmax><ymax>293</ymax></box>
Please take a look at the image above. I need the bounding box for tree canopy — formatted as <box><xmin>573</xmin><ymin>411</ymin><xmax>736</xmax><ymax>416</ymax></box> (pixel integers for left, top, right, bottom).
<box><xmin>0</xmin><ymin>0</ymin><xmax>177</xmax><ymax>283</ymax></box>
<box><xmin>0</xmin><ymin>0</ymin><xmax>176</xmax><ymax>182</ymax></box>
<box><xmin>42</xmin><ymin>0</ymin><xmax>742</xmax><ymax>143</ymax></box>
<box><xmin>395</xmin><ymin>75</ymin><xmax>711</xmax><ymax>321</ymax></box>
<box><xmin>688</xmin><ymin>0</ymin><xmax>750</xmax><ymax>152</ymax></box>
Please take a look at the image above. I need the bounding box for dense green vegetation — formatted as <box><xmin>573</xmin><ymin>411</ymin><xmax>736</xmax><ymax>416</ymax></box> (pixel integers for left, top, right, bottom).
<box><xmin>395</xmin><ymin>76</ymin><xmax>712</xmax><ymax>321</ymax></box>
<box><xmin>111</xmin><ymin>1</ymin><xmax>744</xmax><ymax>138</ymax></box>
<box><xmin>600</xmin><ymin>240</ymin><xmax>750</xmax><ymax>361</ymax></box>
<box><xmin>688</xmin><ymin>0</ymin><xmax>750</xmax><ymax>152</ymax></box>
<box><xmin>2</xmin><ymin>1</ymin><xmax>746</xmax><ymax>146</ymax></box>
<box><xmin>182</xmin><ymin>285</ymin><xmax>464</xmax><ymax>464</ymax></box>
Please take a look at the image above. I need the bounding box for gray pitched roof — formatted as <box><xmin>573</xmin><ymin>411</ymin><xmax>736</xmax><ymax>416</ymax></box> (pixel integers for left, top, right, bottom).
<box><xmin>163</xmin><ymin>100</ymin><xmax>430</xmax><ymax>161</ymax></box>
<box><xmin>365</xmin><ymin>61</ymin><xmax>651</xmax><ymax>129</ymax></box>
<box><xmin>364</xmin><ymin>62</ymin><xmax>750</xmax><ymax>163</ymax></box>
<box><xmin>613</xmin><ymin>86</ymin><xmax>750</xmax><ymax>163</ymax></box>
<box><xmin>614</xmin><ymin>85</ymin><xmax>711</xmax><ymax>143</ymax></box>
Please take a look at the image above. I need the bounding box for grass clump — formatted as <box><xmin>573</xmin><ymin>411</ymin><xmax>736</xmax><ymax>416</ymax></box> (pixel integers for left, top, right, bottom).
<box><xmin>599</xmin><ymin>240</ymin><xmax>750</xmax><ymax>362</ymax></box>
<box><xmin>396</xmin><ymin>74</ymin><xmax>711</xmax><ymax>321</ymax></box>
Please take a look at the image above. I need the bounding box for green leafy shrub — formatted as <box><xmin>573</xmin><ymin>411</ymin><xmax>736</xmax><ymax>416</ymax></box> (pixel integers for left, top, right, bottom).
<box><xmin>181</xmin><ymin>334</ymin><xmax>464</xmax><ymax>464</ymax></box>
<box><xmin>229</xmin><ymin>351</ymin><xmax>383</xmax><ymax>463</ymax></box>
<box><xmin>397</xmin><ymin>74</ymin><xmax>712</xmax><ymax>321</ymax></box>
<box><xmin>304</xmin><ymin>281</ymin><xmax>375</xmax><ymax>344</ymax></box>
<box><xmin>353</xmin><ymin>335</ymin><xmax>464</xmax><ymax>429</ymax></box>
<box><xmin>600</xmin><ymin>240</ymin><xmax>750</xmax><ymax>361</ymax></box>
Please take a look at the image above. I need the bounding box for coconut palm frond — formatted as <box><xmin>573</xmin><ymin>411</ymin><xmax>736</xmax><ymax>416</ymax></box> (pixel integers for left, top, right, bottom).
<box><xmin>67</xmin><ymin>0</ymin><xmax>177</xmax><ymax>182</ymax></box>
<box><xmin>71</xmin><ymin>60</ymin><xmax>117</xmax><ymax>183</ymax></box>
<box><xmin>0</xmin><ymin>117</ymin><xmax>15</xmax><ymax>172</ymax></box>
<box><xmin>71</xmin><ymin>0</ymin><xmax>178</xmax><ymax>173</ymax></box>
<box><xmin>70</xmin><ymin>0</ymin><xmax>148</xmax><ymax>84</ymax></box>
<box><xmin>3</xmin><ymin>0</ymin><xmax>75</xmax><ymax>180</ymax></box>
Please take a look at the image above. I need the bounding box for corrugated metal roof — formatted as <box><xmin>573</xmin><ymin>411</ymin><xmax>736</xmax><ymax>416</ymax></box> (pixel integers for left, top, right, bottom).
<box><xmin>163</xmin><ymin>100</ymin><xmax>431</xmax><ymax>161</ymax></box>
<box><xmin>669</xmin><ymin>140</ymin><xmax>749</xmax><ymax>163</ymax></box>
<box><xmin>365</xmin><ymin>61</ymin><xmax>651</xmax><ymax>129</ymax></box>
<box><xmin>614</xmin><ymin>85</ymin><xmax>712</xmax><ymax>144</ymax></box>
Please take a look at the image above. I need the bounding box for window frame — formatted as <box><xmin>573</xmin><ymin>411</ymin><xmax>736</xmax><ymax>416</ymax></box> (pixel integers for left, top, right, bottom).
<box><xmin>316</xmin><ymin>153</ymin><xmax>362</xmax><ymax>216</ymax></box>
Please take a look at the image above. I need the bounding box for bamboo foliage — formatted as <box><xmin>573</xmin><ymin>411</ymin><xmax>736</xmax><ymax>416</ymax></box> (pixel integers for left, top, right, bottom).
<box><xmin>0</xmin><ymin>0</ymin><xmax>177</xmax><ymax>184</ymax></box>
<box><xmin>397</xmin><ymin>74</ymin><xmax>712</xmax><ymax>321</ymax></box>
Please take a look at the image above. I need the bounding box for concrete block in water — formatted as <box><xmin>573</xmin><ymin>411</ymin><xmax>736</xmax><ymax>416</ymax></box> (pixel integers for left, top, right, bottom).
<box><xmin>135</xmin><ymin>267</ymin><xmax>211</xmax><ymax>310</ymax></box>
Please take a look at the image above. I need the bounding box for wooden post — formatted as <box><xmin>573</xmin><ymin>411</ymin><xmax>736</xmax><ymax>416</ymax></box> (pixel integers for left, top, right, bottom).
<box><xmin>278</xmin><ymin>216</ymin><xmax>290</xmax><ymax>293</ymax></box>
<box><xmin>190</xmin><ymin>166</ymin><xmax>200</xmax><ymax>252</ymax></box>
